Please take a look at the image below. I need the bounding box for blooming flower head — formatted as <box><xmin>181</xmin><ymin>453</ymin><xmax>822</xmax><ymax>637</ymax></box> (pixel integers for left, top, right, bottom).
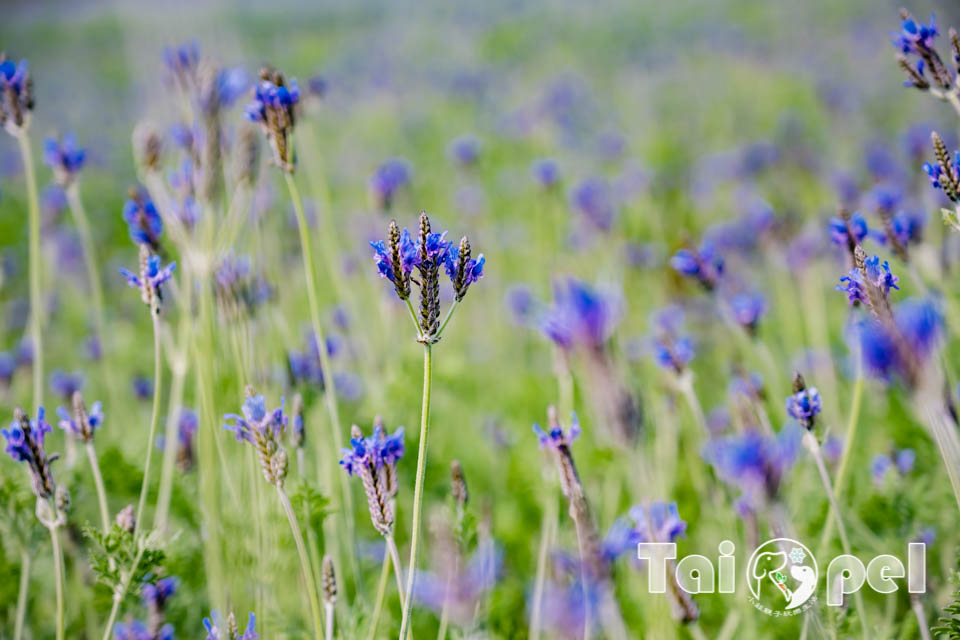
<box><xmin>44</xmin><ymin>133</ymin><xmax>86</xmax><ymax>186</ymax></box>
<box><xmin>50</xmin><ymin>369</ymin><xmax>84</xmax><ymax>400</ymax></box>
<box><xmin>3</xmin><ymin>407</ymin><xmax>56</xmax><ymax>499</ymax></box>
<box><xmin>650</xmin><ymin>307</ymin><xmax>695</xmax><ymax>374</ymax></box>
<box><xmin>164</xmin><ymin>41</ymin><xmax>201</xmax><ymax>90</ymax></box>
<box><xmin>203</xmin><ymin>610</ymin><xmax>258</xmax><ymax>640</ymax></box>
<box><xmin>531</xmin><ymin>158</ymin><xmax>561</xmax><ymax>188</ymax></box>
<box><xmin>895</xmin><ymin>12</ymin><xmax>938</xmax><ymax>54</ymax></box>
<box><xmin>115</xmin><ymin>620</ymin><xmax>173</xmax><ymax>640</ymax></box>
<box><xmin>57</xmin><ymin>391</ymin><xmax>103</xmax><ymax>443</ymax></box>
<box><xmin>176</xmin><ymin>408</ymin><xmax>198</xmax><ymax>471</ymax></box>
<box><xmin>413</xmin><ymin>534</ymin><xmax>500</xmax><ymax>624</ymax></box>
<box><xmin>828</xmin><ymin>211</ymin><xmax>868</xmax><ymax>249</ymax></box>
<box><xmin>890</xmin><ymin>210</ymin><xmax>925</xmax><ymax>247</ymax></box>
<box><xmin>703</xmin><ymin>424</ymin><xmax>802</xmax><ymax>508</ymax></box>
<box><xmin>533</xmin><ymin>410</ymin><xmax>580</xmax><ymax>450</ymax></box>
<box><xmin>785</xmin><ymin>373</ymin><xmax>821</xmax><ymax>430</ymax></box>
<box><xmin>245</xmin><ymin>66</ymin><xmax>299</xmax><ymax>172</ymax></box>
<box><xmin>730</xmin><ymin>292</ymin><xmax>766</xmax><ymax>334</ymax></box>
<box><xmin>0</xmin><ymin>55</ymin><xmax>33</xmax><ymax>133</ymax></box>
<box><xmin>444</xmin><ymin>236</ymin><xmax>485</xmax><ymax>301</ymax></box>
<box><xmin>120</xmin><ymin>245</ymin><xmax>177</xmax><ymax>312</ymax></box>
<box><xmin>223</xmin><ymin>387</ymin><xmax>288</xmax><ymax>486</ymax></box>
<box><xmin>670</xmin><ymin>244</ymin><xmax>724</xmax><ymax>290</ymax></box>
<box><xmin>856</xmin><ymin>298</ymin><xmax>942</xmax><ymax>386</ymax></box>
<box><xmin>569</xmin><ymin>177</ymin><xmax>616</xmax><ymax>231</ymax></box>
<box><xmin>872</xmin><ymin>453</ymin><xmax>893</xmax><ymax>486</ymax></box>
<box><xmin>448</xmin><ymin>134</ymin><xmax>481</xmax><ymax>167</ymax></box>
<box><xmin>368</xmin><ymin>157</ymin><xmax>411</xmax><ymax>210</ymax></box>
<box><xmin>837</xmin><ymin>252</ymin><xmax>899</xmax><ymax>309</ymax></box>
<box><xmin>122</xmin><ymin>189</ymin><xmax>164</xmax><ymax>251</ymax></box>
<box><xmin>926</xmin><ymin>131</ymin><xmax>960</xmax><ymax>202</ymax></box>
<box><xmin>540</xmin><ymin>279</ymin><xmax>620</xmax><ymax>350</ymax></box>
<box><xmin>197</xmin><ymin>65</ymin><xmax>248</xmax><ymax>116</ymax></box>
<box><xmin>340</xmin><ymin>421</ymin><xmax>405</xmax><ymax>535</ymax></box>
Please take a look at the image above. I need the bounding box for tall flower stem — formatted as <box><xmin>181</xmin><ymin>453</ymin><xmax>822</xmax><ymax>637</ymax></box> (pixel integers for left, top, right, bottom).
<box><xmin>277</xmin><ymin>485</ymin><xmax>324</xmax><ymax>640</ymax></box>
<box><xmin>86</xmin><ymin>442</ymin><xmax>110</xmax><ymax>532</ymax></box>
<box><xmin>64</xmin><ymin>183</ymin><xmax>108</xmax><ymax>360</ymax></box>
<box><xmin>16</xmin><ymin>131</ymin><xmax>43</xmax><ymax>416</ymax></box>
<box><xmin>48</xmin><ymin>525</ymin><xmax>65</xmax><ymax>640</ymax></box>
<box><xmin>398</xmin><ymin>343</ymin><xmax>433</xmax><ymax>640</ymax></box>
<box><xmin>805</xmin><ymin>432</ymin><xmax>869</xmax><ymax>640</ymax></box>
<box><xmin>367</xmin><ymin>548</ymin><xmax>393</xmax><ymax>640</ymax></box>
<box><xmin>13</xmin><ymin>550</ymin><xmax>30</xmax><ymax>640</ymax></box>
<box><xmin>134</xmin><ymin>311</ymin><xmax>163</xmax><ymax>537</ymax></box>
<box><xmin>385</xmin><ymin>534</ymin><xmax>407</xmax><ymax>609</ymax></box>
<box><xmin>284</xmin><ymin>173</ymin><xmax>357</xmax><ymax>569</ymax></box>
<box><xmin>528</xmin><ymin>491</ymin><xmax>557</xmax><ymax>640</ymax></box>
<box><xmin>911</xmin><ymin>597</ymin><xmax>933</xmax><ymax>640</ymax></box>
<box><xmin>819</xmin><ymin>370</ymin><xmax>863</xmax><ymax>553</ymax></box>
<box><xmin>101</xmin><ymin>543</ymin><xmax>146</xmax><ymax>640</ymax></box>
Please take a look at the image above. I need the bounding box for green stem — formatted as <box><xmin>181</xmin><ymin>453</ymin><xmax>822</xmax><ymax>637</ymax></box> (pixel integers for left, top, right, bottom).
<box><xmin>398</xmin><ymin>343</ymin><xmax>433</xmax><ymax>640</ymax></box>
<box><xmin>278</xmin><ymin>485</ymin><xmax>325</xmax><ymax>640</ymax></box>
<box><xmin>406</xmin><ymin>298</ymin><xmax>424</xmax><ymax>337</ymax></box>
<box><xmin>528</xmin><ymin>494</ymin><xmax>556</xmax><ymax>640</ymax></box>
<box><xmin>367</xmin><ymin>548</ymin><xmax>392</xmax><ymax>640</ymax></box>
<box><xmin>819</xmin><ymin>372</ymin><xmax>863</xmax><ymax>553</ymax></box>
<box><xmin>64</xmin><ymin>183</ymin><xmax>107</xmax><ymax>352</ymax></box>
<box><xmin>86</xmin><ymin>442</ymin><xmax>111</xmax><ymax>532</ymax></box>
<box><xmin>386</xmin><ymin>534</ymin><xmax>406</xmax><ymax>609</ymax></box>
<box><xmin>49</xmin><ymin>526</ymin><xmax>64</xmax><ymax>640</ymax></box>
<box><xmin>325</xmin><ymin>602</ymin><xmax>335</xmax><ymax>640</ymax></box>
<box><xmin>435</xmin><ymin>300</ymin><xmax>460</xmax><ymax>340</ymax></box>
<box><xmin>16</xmin><ymin>131</ymin><xmax>43</xmax><ymax>416</ymax></box>
<box><xmin>284</xmin><ymin>172</ymin><xmax>357</xmax><ymax>571</ymax></box>
<box><xmin>101</xmin><ymin>544</ymin><xmax>146</xmax><ymax>640</ymax></box>
<box><xmin>14</xmin><ymin>550</ymin><xmax>29</xmax><ymax>640</ymax></box>
<box><xmin>806</xmin><ymin>432</ymin><xmax>869</xmax><ymax>639</ymax></box>
<box><xmin>134</xmin><ymin>311</ymin><xmax>163</xmax><ymax>537</ymax></box>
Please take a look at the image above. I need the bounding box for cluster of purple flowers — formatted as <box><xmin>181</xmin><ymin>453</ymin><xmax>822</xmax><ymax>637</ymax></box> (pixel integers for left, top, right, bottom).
<box><xmin>245</xmin><ymin>67</ymin><xmax>300</xmax><ymax>171</ymax></box>
<box><xmin>57</xmin><ymin>392</ymin><xmax>103</xmax><ymax>443</ymax></box>
<box><xmin>871</xmin><ymin>448</ymin><xmax>916</xmax><ymax>486</ymax></box>
<box><xmin>0</xmin><ymin>55</ymin><xmax>33</xmax><ymax>133</ymax></box>
<box><xmin>122</xmin><ymin>190</ymin><xmax>164</xmax><ymax>251</ymax></box>
<box><xmin>3</xmin><ymin>407</ymin><xmax>56</xmax><ymax>499</ymax></box>
<box><xmin>649</xmin><ymin>306</ymin><xmax>695</xmax><ymax>374</ymax></box>
<box><xmin>224</xmin><ymin>390</ymin><xmax>289</xmax><ymax>486</ymax></box>
<box><xmin>340</xmin><ymin>422</ymin><xmax>405</xmax><ymax>535</ymax></box>
<box><xmin>539</xmin><ymin>279</ymin><xmax>620</xmax><ymax>351</ymax></box>
<box><xmin>569</xmin><ymin>177</ymin><xmax>616</xmax><ymax>231</ymax></box>
<box><xmin>119</xmin><ymin>247</ymin><xmax>177</xmax><ymax>311</ymax></box>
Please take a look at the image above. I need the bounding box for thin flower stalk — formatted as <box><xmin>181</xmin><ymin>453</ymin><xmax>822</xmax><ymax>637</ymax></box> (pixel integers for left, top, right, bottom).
<box><xmin>134</xmin><ymin>310</ymin><xmax>163</xmax><ymax>537</ymax></box>
<box><xmin>16</xmin><ymin>131</ymin><xmax>43</xmax><ymax>416</ymax></box>
<box><xmin>13</xmin><ymin>550</ymin><xmax>29</xmax><ymax>640</ymax></box>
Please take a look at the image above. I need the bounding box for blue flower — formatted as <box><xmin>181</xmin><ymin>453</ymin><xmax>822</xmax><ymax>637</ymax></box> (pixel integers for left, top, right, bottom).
<box><xmin>533</xmin><ymin>412</ymin><xmax>580</xmax><ymax>450</ymax></box>
<box><xmin>730</xmin><ymin>292</ymin><xmax>766</xmax><ymax>333</ymax></box>
<box><xmin>828</xmin><ymin>211</ymin><xmax>868</xmax><ymax>247</ymax></box>
<box><xmin>122</xmin><ymin>192</ymin><xmax>163</xmax><ymax>249</ymax></box>
<box><xmin>703</xmin><ymin>425</ymin><xmax>802</xmax><ymax>507</ymax></box>
<box><xmin>891</xmin><ymin>210</ymin><xmax>925</xmax><ymax>247</ymax></box>
<box><xmin>115</xmin><ymin>620</ymin><xmax>173</xmax><ymax>640</ymax></box>
<box><xmin>245</xmin><ymin>67</ymin><xmax>300</xmax><ymax>171</ymax></box>
<box><xmin>837</xmin><ymin>254</ymin><xmax>898</xmax><ymax>306</ymax></box>
<box><xmin>203</xmin><ymin>610</ymin><xmax>258</xmax><ymax>640</ymax></box>
<box><xmin>629</xmin><ymin>502</ymin><xmax>688</xmax><ymax>544</ymax></box>
<box><xmin>413</xmin><ymin>538</ymin><xmax>500</xmax><ymax>624</ymax></box>
<box><xmin>142</xmin><ymin>576</ymin><xmax>178</xmax><ymax>609</ymax></box>
<box><xmin>3</xmin><ymin>407</ymin><xmax>56</xmax><ymax>498</ymax></box>
<box><xmin>50</xmin><ymin>369</ymin><xmax>84</xmax><ymax>400</ymax></box>
<box><xmin>872</xmin><ymin>453</ymin><xmax>893</xmax><ymax>486</ymax></box>
<box><xmin>895</xmin><ymin>12</ymin><xmax>938</xmax><ymax>54</ymax></box>
<box><xmin>569</xmin><ymin>177</ymin><xmax>615</xmax><ymax>231</ymax></box>
<box><xmin>44</xmin><ymin>134</ymin><xmax>86</xmax><ymax>185</ymax></box>
<box><xmin>198</xmin><ymin>67</ymin><xmax>248</xmax><ymax>115</ymax></box>
<box><xmin>670</xmin><ymin>244</ymin><xmax>724</xmax><ymax>290</ymax></box>
<box><xmin>539</xmin><ymin>279</ymin><xmax>620</xmax><ymax>350</ymax></box>
<box><xmin>120</xmin><ymin>253</ymin><xmax>177</xmax><ymax>308</ymax></box>
<box><xmin>223</xmin><ymin>393</ymin><xmax>287</xmax><ymax>445</ymax></box>
<box><xmin>57</xmin><ymin>398</ymin><xmax>103</xmax><ymax>442</ymax></box>
<box><xmin>0</xmin><ymin>56</ymin><xmax>32</xmax><ymax>132</ymax></box>
<box><xmin>785</xmin><ymin>387</ymin><xmax>821</xmax><ymax>429</ymax></box>
<box><xmin>531</xmin><ymin>158</ymin><xmax>561</xmax><ymax>188</ymax></box>
<box><xmin>856</xmin><ymin>299</ymin><xmax>942</xmax><ymax>385</ymax></box>
<box><xmin>368</xmin><ymin>158</ymin><xmax>411</xmax><ymax>209</ymax></box>
<box><xmin>896</xmin><ymin>448</ymin><xmax>916</xmax><ymax>474</ymax></box>
<box><xmin>339</xmin><ymin>424</ymin><xmax>405</xmax><ymax>476</ymax></box>
<box><xmin>448</xmin><ymin>134</ymin><xmax>481</xmax><ymax>166</ymax></box>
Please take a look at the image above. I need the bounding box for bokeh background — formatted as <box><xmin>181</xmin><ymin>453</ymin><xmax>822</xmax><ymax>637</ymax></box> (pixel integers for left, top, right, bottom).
<box><xmin>3</xmin><ymin>0</ymin><xmax>960</xmax><ymax>638</ymax></box>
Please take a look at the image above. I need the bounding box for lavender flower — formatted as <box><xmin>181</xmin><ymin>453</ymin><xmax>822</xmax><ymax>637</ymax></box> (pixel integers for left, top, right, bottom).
<box><xmin>223</xmin><ymin>387</ymin><xmax>289</xmax><ymax>486</ymax></box>
<box><xmin>894</xmin><ymin>10</ymin><xmax>952</xmax><ymax>90</ymax></box>
<box><xmin>176</xmin><ymin>409</ymin><xmax>198</xmax><ymax>471</ymax></box>
<box><xmin>370</xmin><ymin>222</ymin><xmax>418</xmax><ymax>300</ymax></box>
<box><xmin>368</xmin><ymin>158</ymin><xmax>411</xmax><ymax>210</ymax></box>
<box><xmin>3</xmin><ymin>407</ymin><xmax>56</xmax><ymax>499</ymax></box>
<box><xmin>57</xmin><ymin>391</ymin><xmax>103</xmax><ymax>443</ymax></box>
<box><xmin>0</xmin><ymin>351</ymin><xmax>14</xmax><ymax>387</ymax></box>
<box><xmin>0</xmin><ymin>55</ymin><xmax>33</xmax><ymax>133</ymax></box>
<box><xmin>670</xmin><ymin>244</ymin><xmax>724</xmax><ymax>290</ymax></box>
<box><xmin>540</xmin><ymin>279</ymin><xmax>620</xmax><ymax>350</ymax></box>
<box><xmin>730</xmin><ymin>292</ymin><xmax>766</xmax><ymax>335</ymax></box>
<box><xmin>703</xmin><ymin>424</ymin><xmax>802</xmax><ymax>508</ymax></box>
<box><xmin>531</xmin><ymin>158</ymin><xmax>561</xmax><ymax>188</ymax></box>
<box><xmin>132</xmin><ymin>374</ymin><xmax>153</xmax><ymax>400</ymax></box>
<box><xmin>896</xmin><ymin>448</ymin><xmax>916</xmax><ymax>474</ymax></box>
<box><xmin>214</xmin><ymin>254</ymin><xmax>273</xmax><ymax>321</ymax></box>
<box><xmin>872</xmin><ymin>453</ymin><xmax>893</xmax><ymax>486</ymax></box>
<box><xmin>197</xmin><ymin>66</ymin><xmax>248</xmax><ymax>116</ymax></box>
<box><xmin>856</xmin><ymin>298</ymin><xmax>943</xmax><ymax>386</ymax></box>
<box><xmin>43</xmin><ymin>134</ymin><xmax>86</xmax><ymax>186</ymax></box>
<box><xmin>122</xmin><ymin>190</ymin><xmax>163</xmax><ymax>251</ymax></box>
<box><xmin>163</xmin><ymin>41</ymin><xmax>200</xmax><ymax>91</ymax></box>
<box><xmin>828</xmin><ymin>211</ymin><xmax>868</xmax><ymax>253</ymax></box>
<box><xmin>245</xmin><ymin>66</ymin><xmax>299</xmax><ymax>172</ymax></box>
<box><xmin>414</xmin><ymin>535</ymin><xmax>499</xmax><ymax>624</ymax></box>
<box><xmin>448</xmin><ymin>134</ymin><xmax>481</xmax><ymax>167</ymax></box>
<box><xmin>785</xmin><ymin>373</ymin><xmax>821</xmax><ymax>430</ymax></box>
<box><xmin>49</xmin><ymin>369</ymin><xmax>84</xmax><ymax>401</ymax></box>
<box><xmin>926</xmin><ymin>131</ymin><xmax>960</xmax><ymax>202</ymax></box>
<box><xmin>836</xmin><ymin>250</ymin><xmax>898</xmax><ymax>312</ymax></box>
<box><xmin>340</xmin><ymin>422</ymin><xmax>405</xmax><ymax>535</ymax></box>
<box><xmin>203</xmin><ymin>611</ymin><xmax>258</xmax><ymax>640</ymax></box>
<box><xmin>444</xmin><ymin>236</ymin><xmax>485</xmax><ymax>301</ymax></box>
<box><xmin>120</xmin><ymin>245</ymin><xmax>177</xmax><ymax>312</ymax></box>
<box><xmin>114</xmin><ymin>620</ymin><xmax>173</xmax><ymax>640</ymax></box>
<box><xmin>569</xmin><ymin>177</ymin><xmax>616</xmax><ymax>231</ymax></box>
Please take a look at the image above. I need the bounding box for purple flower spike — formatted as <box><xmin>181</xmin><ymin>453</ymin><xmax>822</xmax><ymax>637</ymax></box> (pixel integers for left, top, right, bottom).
<box><xmin>670</xmin><ymin>244</ymin><xmax>724</xmax><ymax>290</ymax></box>
<box><xmin>44</xmin><ymin>133</ymin><xmax>86</xmax><ymax>186</ymax></box>
<box><xmin>533</xmin><ymin>411</ymin><xmax>580</xmax><ymax>450</ymax></box>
